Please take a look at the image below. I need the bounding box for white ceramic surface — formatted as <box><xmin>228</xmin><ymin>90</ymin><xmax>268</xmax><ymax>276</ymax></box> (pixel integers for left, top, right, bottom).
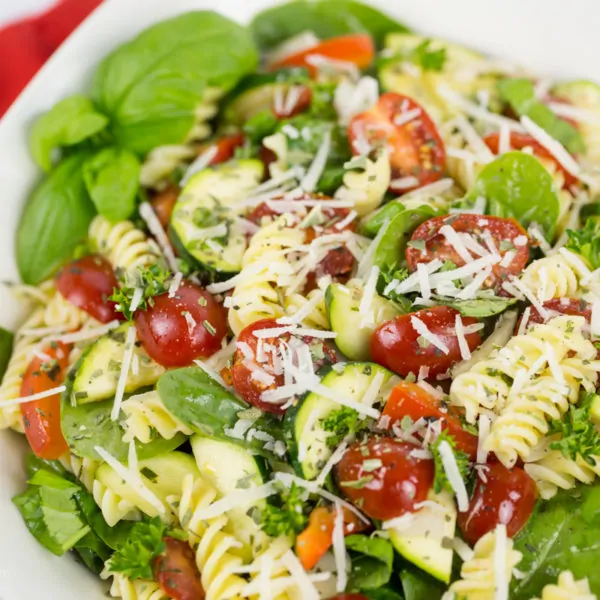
<box><xmin>1</xmin><ymin>1</ymin><xmax>599</xmax><ymax>598</ymax></box>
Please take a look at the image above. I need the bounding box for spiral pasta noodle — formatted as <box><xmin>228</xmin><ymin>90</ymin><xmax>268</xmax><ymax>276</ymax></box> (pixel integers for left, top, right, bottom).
<box><xmin>447</xmin><ymin>527</ymin><xmax>522</xmax><ymax>600</ymax></box>
<box><xmin>88</xmin><ymin>216</ymin><xmax>163</xmax><ymax>279</ymax></box>
<box><xmin>531</xmin><ymin>570</ymin><xmax>596</xmax><ymax>600</ymax></box>
<box><xmin>140</xmin><ymin>144</ymin><xmax>196</xmax><ymax>189</ymax></box>
<box><xmin>44</xmin><ymin>292</ymin><xmax>91</xmax><ymax>331</ymax></box>
<box><xmin>60</xmin><ymin>452</ymin><xmax>100</xmax><ymax>493</ymax></box>
<box><xmin>186</xmin><ymin>87</ymin><xmax>224</xmax><ymax>143</ymax></box>
<box><xmin>104</xmin><ymin>573</ymin><xmax>168</xmax><ymax>600</ymax></box>
<box><xmin>121</xmin><ymin>390</ymin><xmax>193</xmax><ymax>444</ymax></box>
<box><xmin>92</xmin><ymin>479</ymin><xmax>141</xmax><ymax>527</ymax></box>
<box><xmin>440</xmin><ymin>123</ymin><xmax>485</xmax><ymax>192</ymax></box>
<box><xmin>283</xmin><ymin>289</ymin><xmax>329</xmax><ymax>330</ymax></box>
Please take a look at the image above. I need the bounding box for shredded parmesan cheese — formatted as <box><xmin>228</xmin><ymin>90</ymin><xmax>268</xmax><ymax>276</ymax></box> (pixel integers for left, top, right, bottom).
<box><xmin>111</xmin><ymin>326</ymin><xmax>137</xmax><ymax>421</ymax></box>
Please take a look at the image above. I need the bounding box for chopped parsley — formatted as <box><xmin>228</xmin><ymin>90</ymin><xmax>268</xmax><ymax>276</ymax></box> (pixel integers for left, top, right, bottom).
<box><xmin>430</xmin><ymin>431</ymin><xmax>471</xmax><ymax>494</ymax></box>
<box><xmin>565</xmin><ymin>219</ymin><xmax>600</xmax><ymax>270</ymax></box>
<box><xmin>261</xmin><ymin>483</ymin><xmax>308</xmax><ymax>538</ymax></box>
<box><xmin>409</xmin><ymin>39</ymin><xmax>447</xmax><ymax>72</ymax></box>
<box><xmin>322</xmin><ymin>407</ymin><xmax>373</xmax><ymax>448</ymax></box>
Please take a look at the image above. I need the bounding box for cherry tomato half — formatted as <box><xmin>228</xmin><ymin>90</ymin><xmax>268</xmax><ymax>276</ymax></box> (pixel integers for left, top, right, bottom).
<box><xmin>383</xmin><ymin>382</ymin><xmax>478</xmax><ymax>459</ymax></box>
<box><xmin>526</xmin><ymin>297</ymin><xmax>592</xmax><ymax>327</ymax></box>
<box><xmin>200</xmin><ymin>132</ymin><xmax>246</xmax><ymax>166</ymax></box>
<box><xmin>406</xmin><ymin>214</ymin><xmax>530</xmax><ymax>293</ymax></box>
<box><xmin>484</xmin><ymin>131</ymin><xmax>578</xmax><ymax>189</ymax></box>
<box><xmin>270</xmin><ymin>34</ymin><xmax>375</xmax><ymax>77</ymax></box>
<box><xmin>134</xmin><ymin>281</ymin><xmax>227</xmax><ymax>368</ymax></box>
<box><xmin>20</xmin><ymin>342</ymin><xmax>70</xmax><ymax>459</ymax></box>
<box><xmin>151</xmin><ymin>186</ymin><xmax>180</xmax><ymax>229</ymax></box>
<box><xmin>371</xmin><ymin>306</ymin><xmax>482</xmax><ymax>379</ymax></box>
<box><xmin>273</xmin><ymin>85</ymin><xmax>312</xmax><ymax>119</ymax></box>
<box><xmin>55</xmin><ymin>255</ymin><xmax>123</xmax><ymax>324</ymax></box>
<box><xmin>334</xmin><ymin>437</ymin><xmax>434</xmax><ymax>521</ymax></box>
<box><xmin>458</xmin><ymin>462</ymin><xmax>537</xmax><ymax>544</ymax></box>
<box><xmin>231</xmin><ymin>318</ymin><xmax>336</xmax><ymax>414</ymax></box>
<box><xmin>154</xmin><ymin>537</ymin><xmax>204</xmax><ymax>600</ymax></box>
<box><xmin>348</xmin><ymin>92</ymin><xmax>445</xmax><ymax>193</ymax></box>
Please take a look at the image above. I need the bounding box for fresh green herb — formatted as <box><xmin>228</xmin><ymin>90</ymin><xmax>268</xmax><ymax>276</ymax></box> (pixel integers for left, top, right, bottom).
<box><xmin>432</xmin><ymin>295</ymin><xmax>518</xmax><ymax>318</ymax></box>
<box><xmin>261</xmin><ymin>483</ymin><xmax>308</xmax><ymax>537</ymax></box>
<box><xmin>409</xmin><ymin>39</ymin><xmax>447</xmax><ymax>72</ymax></box>
<box><xmin>30</xmin><ymin>95</ymin><xmax>109</xmax><ymax>172</ymax></box>
<box><xmin>341</xmin><ymin>475</ymin><xmax>374</xmax><ymax>489</ymax></box>
<box><xmin>309</xmin><ymin>82</ymin><xmax>339</xmax><ymax>121</ymax></box>
<box><xmin>83</xmin><ymin>147</ymin><xmax>140</xmax><ymax>222</ymax></box>
<box><xmin>242</xmin><ymin>110</ymin><xmax>279</xmax><ymax>145</ymax></box>
<box><xmin>346</xmin><ymin>534</ymin><xmax>395</xmax><ymax>591</ymax></box>
<box><xmin>0</xmin><ymin>326</ymin><xmax>14</xmax><ymax>382</ymax></box>
<box><xmin>407</xmin><ymin>239</ymin><xmax>426</xmax><ymax>251</ymax></box>
<box><xmin>110</xmin><ymin>264</ymin><xmax>171</xmax><ymax>320</ymax></box>
<box><xmin>322</xmin><ymin>407</ymin><xmax>372</xmax><ymax>448</ymax></box>
<box><xmin>430</xmin><ymin>432</ymin><xmax>470</xmax><ymax>494</ymax></box>
<box><xmin>17</xmin><ymin>153</ymin><xmax>96</xmax><ymax>285</ymax></box>
<box><xmin>498</xmin><ymin>78</ymin><xmax>585</xmax><ymax>154</ymax></box>
<box><xmin>400</xmin><ymin>567</ymin><xmax>445</xmax><ymax>600</ymax></box>
<box><xmin>565</xmin><ymin>219</ymin><xmax>600</xmax><ymax>269</ymax></box>
<box><xmin>549</xmin><ymin>392</ymin><xmax>600</xmax><ymax>464</ymax></box>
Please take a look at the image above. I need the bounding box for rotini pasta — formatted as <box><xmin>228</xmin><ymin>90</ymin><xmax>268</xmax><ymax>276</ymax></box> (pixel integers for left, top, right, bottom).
<box><xmin>140</xmin><ymin>144</ymin><xmax>196</xmax><ymax>189</ymax></box>
<box><xmin>60</xmin><ymin>452</ymin><xmax>100</xmax><ymax>492</ymax></box>
<box><xmin>43</xmin><ymin>290</ymin><xmax>93</xmax><ymax>331</ymax></box>
<box><xmin>121</xmin><ymin>390</ymin><xmax>193</xmax><ymax>444</ymax></box>
<box><xmin>92</xmin><ymin>478</ymin><xmax>141</xmax><ymax>527</ymax></box>
<box><xmin>186</xmin><ymin>87</ymin><xmax>224</xmax><ymax>142</ymax></box>
<box><xmin>283</xmin><ymin>289</ymin><xmax>329</xmax><ymax>330</ymax></box>
<box><xmin>531</xmin><ymin>570</ymin><xmax>597</xmax><ymax>600</ymax></box>
<box><xmin>104</xmin><ymin>573</ymin><xmax>168</xmax><ymax>600</ymax></box>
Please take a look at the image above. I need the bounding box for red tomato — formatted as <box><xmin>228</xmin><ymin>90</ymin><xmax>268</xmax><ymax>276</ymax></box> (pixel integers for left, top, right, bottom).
<box><xmin>371</xmin><ymin>306</ymin><xmax>482</xmax><ymax>379</ymax></box>
<box><xmin>270</xmin><ymin>34</ymin><xmax>375</xmax><ymax>77</ymax></box>
<box><xmin>154</xmin><ymin>537</ymin><xmax>204</xmax><ymax>600</ymax></box>
<box><xmin>273</xmin><ymin>85</ymin><xmax>312</xmax><ymax>118</ymax></box>
<box><xmin>334</xmin><ymin>437</ymin><xmax>434</xmax><ymax>521</ymax></box>
<box><xmin>348</xmin><ymin>93</ymin><xmax>446</xmax><ymax>193</ymax></box>
<box><xmin>54</xmin><ymin>255</ymin><xmax>123</xmax><ymax>324</ymax></box>
<box><xmin>458</xmin><ymin>462</ymin><xmax>537</xmax><ymax>544</ymax></box>
<box><xmin>151</xmin><ymin>185</ymin><xmax>179</xmax><ymax>229</ymax></box>
<box><xmin>200</xmin><ymin>132</ymin><xmax>246</xmax><ymax>166</ymax></box>
<box><xmin>526</xmin><ymin>297</ymin><xmax>592</xmax><ymax>326</ymax></box>
<box><xmin>20</xmin><ymin>342</ymin><xmax>70</xmax><ymax>459</ymax></box>
<box><xmin>383</xmin><ymin>382</ymin><xmax>478</xmax><ymax>459</ymax></box>
<box><xmin>134</xmin><ymin>281</ymin><xmax>227</xmax><ymax>368</ymax></box>
<box><xmin>231</xmin><ymin>318</ymin><xmax>336</xmax><ymax>414</ymax></box>
<box><xmin>406</xmin><ymin>214</ymin><xmax>530</xmax><ymax>293</ymax></box>
<box><xmin>484</xmin><ymin>131</ymin><xmax>578</xmax><ymax>189</ymax></box>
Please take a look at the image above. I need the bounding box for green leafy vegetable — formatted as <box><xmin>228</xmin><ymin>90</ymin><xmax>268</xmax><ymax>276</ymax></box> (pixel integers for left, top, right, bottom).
<box><xmin>322</xmin><ymin>406</ymin><xmax>373</xmax><ymax>448</ymax></box>
<box><xmin>548</xmin><ymin>392</ymin><xmax>600</xmax><ymax>464</ymax></box>
<box><xmin>261</xmin><ymin>482</ymin><xmax>308</xmax><ymax>537</ymax></box>
<box><xmin>250</xmin><ymin>0</ymin><xmax>409</xmax><ymax>50</ymax></box>
<box><xmin>106</xmin><ymin>517</ymin><xmax>167</xmax><ymax>580</ymax></box>
<box><xmin>362</xmin><ymin>200</ymin><xmax>407</xmax><ymax>237</ymax></box>
<box><xmin>431</xmin><ymin>295</ymin><xmax>518</xmax><ymax>318</ymax></box>
<box><xmin>463</xmin><ymin>152</ymin><xmax>560</xmax><ymax>241</ymax></box>
<box><xmin>242</xmin><ymin>110</ymin><xmax>280</xmax><ymax>145</ymax></box>
<box><xmin>83</xmin><ymin>147</ymin><xmax>140</xmax><ymax>222</ymax></box>
<box><xmin>110</xmin><ymin>264</ymin><xmax>171</xmax><ymax>320</ymax></box>
<box><xmin>498</xmin><ymin>78</ymin><xmax>585</xmax><ymax>154</ymax></box>
<box><xmin>363</xmin><ymin>589</ymin><xmax>404</xmax><ymax>600</ymax></box>
<box><xmin>409</xmin><ymin>39</ymin><xmax>447</xmax><ymax>72</ymax></box>
<box><xmin>430</xmin><ymin>432</ymin><xmax>470</xmax><ymax>495</ymax></box>
<box><xmin>346</xmin><ymin>534</ymin><xmax>394</xmax><ymax>590</ymax></box>
<box><xmin>17</xmin><ymin>153</ymin><xmax>97</xmax><ymax>284</ymax></box>
<box><xmin>566</xmin><ymin>218</ymin><xmax>600</xmax><ymax>269</ymax></box>
<box><xmin>30</xmin><ymin>95</ymin><xmax>109</xmax><ymax>172</ymax></box>
<box><xmin>0</xmin><ymin>326</ymin><xmax>14</xmax><ymax>382</ymax></box>
<box><xmin>512</xmin><ymin>483</ymin><xmax>600</xmax><ymax>598</ymax></box>
<box><xmin>400</xmin><ymin>568</ymin><xmax>445</xmax><ymax>600</ymax></box>
<box><xmin>93</xmin><ymin>12</ymin><xmax>258</xmax><ymax>155</ymax></box>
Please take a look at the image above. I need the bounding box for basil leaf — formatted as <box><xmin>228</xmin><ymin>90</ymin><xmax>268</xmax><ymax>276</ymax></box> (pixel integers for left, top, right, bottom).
<box><xmin>17</xmin><ymin>153</ymin><xmax>97</xmax><ymax>284</ymax></box>
<box><xmin>250</xmin><ymin>0</ymin><xmax>409</xmax><ymax>50</ymax></box>
<box><xmin>83</xmin><ymin>147</ymin><xmax>140</xmax><ymax>222</ymax></box>
<box><xmin>346</xmin><ymin>534</ymin><xmax>394</xmax><ymax>590</ymax></box>
<box><xmin>512</xmin><ymin>484</ymin><xmax>600</xmax><ymax>598</ymax></box>
<box><xmin>464</xmin><ymin>152</ymin><xmax>560</xmax><ymax>241</ymax></box>
<box><xmin>565</xmin><ymin>219</ymin><xmax>600</xmax><ymax>269</ymax></box>
<box><xmin>30</xmin><ymin>95</ymin><xmax>109</xmax><ymax>172</ymax></box>
<box><xmin>498</xmin><ymin>78</ymin><xmax>586</xmax><ymax>155</ymax></box>
<box><xmin>400</xmin><ymin>568</ymin><xmax>445</xmax><ymax>600</ymax></box>
<box><xmin>0</xmin><ymin>326</ymin><xmax>14</xmax><ymax>382</ymax></box>
<box><xmin>93</xmin><ymin>12</ymin><xmax>258</xmax><ymax>155</ymax></box>
<box><xmin>362</xmin><ymin>199</ymin><xmax>408</xmax><ymax>237</ymax></box>
<box><xmin>431</xmin><ymin>296</ymin><xmax>518</xmax><ymax>318</ymax></box>
<box><xmin>157</xmin><ymin>367</ymin><xmax>283</xmax><ymax>457</ymax></box>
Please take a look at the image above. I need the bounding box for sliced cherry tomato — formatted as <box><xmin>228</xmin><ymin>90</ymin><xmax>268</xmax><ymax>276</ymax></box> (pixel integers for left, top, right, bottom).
<box><xmin>458</xmin><ymin>462</ymin><xmax>537</xmax><ymax>544</ymax></box>
<box><xmin>406</xmin><ymin>214</ymin><xmax>530</xmax><ymax>293</ymax></box>
<box><xmin>334</xmin><ymin>437</ymin><xmax>434</xmax><ymax>521</ymax></box>
<box><xmin>231</xmin><ymin>318</ymin><xmax>336</xmax><ymax>414</ymax></box>
<box><xmin>484</xmin><ymin>131</ymin><xmax>578</xmax><ymax>189</ymax></box>
<box><xmin>270</xmin><ymin>34</ymin><xmax>375</xmax><ymax>77</ymax></box>
<box><xmin>383</xmin><ymin>382</ymin><xmax>478</xmax><ymax>459</ymax></box>
<box><xmin>151</xmin><ymin>185</ymin><xmax>180</xmax><ymax>229</ymax></box>
<box><xmin>20</xmin><ymin>342</ymin><xmax>70</xmax><ymax>459</ymax></box>
<box><xmin>371</xmin><ymin>306</ymin><xmax>482</xmax><ymax>379</ymax></box>
<box><xmin>199</xmin><ymin>132</ymin><xmax>246</xmax><ymax>166</ymax></box>
<box><xmin>525</xmin><ymin>297</ymin><xmax>592</xmax><ymax>326</ymax></box>
<box><xmin>295</xmin><ymin>506</ymin><xmax>368</xmax><ymax>571</ymax></box>
<box><xmin>273</xmin><ymin>85</ymin><xmax>312</xmax><ymax>119</ymax></box>
<box><xmin>54</xmin><ymin>255</ymin><xmax>123</xmax><ymax>324</ymax></box>
<box><xmin>134</xmin><ymin>281</ymin><xmax>227</xmax><ymax>368</ymax></box>
<box><xmin>154</xmin><ymin>537</ymin><xmax>204</xmax><ymax>600</ymax></box>
<box><xmin>348</xmin><ymin>92</ymin><xmax>446</xmax><ymax>193</ymax></box>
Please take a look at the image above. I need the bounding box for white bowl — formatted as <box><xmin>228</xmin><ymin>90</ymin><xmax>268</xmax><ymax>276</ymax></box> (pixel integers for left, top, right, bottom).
<box><xmin>1</xmin><ymin>1</ymin><xmax>599</xmax><ymax>598</ymax></box>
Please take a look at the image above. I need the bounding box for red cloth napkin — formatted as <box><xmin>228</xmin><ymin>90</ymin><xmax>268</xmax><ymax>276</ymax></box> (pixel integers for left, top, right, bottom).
<box><xmin>0</xmin><ymin>0</ymin><xmax>102</xmax><ymax>117</ymax></box>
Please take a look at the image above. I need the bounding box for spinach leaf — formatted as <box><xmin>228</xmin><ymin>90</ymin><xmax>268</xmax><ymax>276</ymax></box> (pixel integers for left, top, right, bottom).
<box><xmin>362</xmin><ymin>200</ymin><xmax>409</xmax><ymax>237</ymax></box>
<box><xmin>30</xmin><ymin>95</ymin><xmax>109</xmax><ymax>172</ymax></box>
<box><xmin>17</xmin><ymin>153</ymin><xmax>96</xmax><ymax>284</ymax></box>
<box><xmin>431</xmin><ymin>296</ymin><xmax>518</xmax><ymax>318</ymax></box>
<box><xmin>363</xmin><ymin>589</ymin><xmax>404</xmax><ymax>600</ymax></box>
<box><xmin>498</xmin><ymin>79</ymin><xmax>585</xmax><ymax>155</ymax></box>
<box><xmin>512</xmin><ymin>483</ymin><xmax>600</xmax><ymax>598</ymax></box>
<box><xmin>464</xmin><ymin>152</ymin><xmax>560</xmax><ymax>241</ymax></box>
<box><xmin>250</xmin><ymin>0</ymin><xmax>409</xmax><ymax>50</ymax></box>
<box><xmin>346</xmin><ymin>534</ymin><xmax>394</xmax><ymax>590</ymax></box>
<box><xmin>157</xmin><ymin>367</ymin><xmax>282</xmax><ymax>457</ymax></box>
<box><xmin>0</xmin><ymin>326</ymin><xmax>14</xmax><ymax>382</ymax></box>
<box><xmin>93</xmin><ymin>12</ymin><xmax>258</xmax><ymax>155</ymax></box>
<box><xmin>400</xmin><ymin>568</ymin><xmax>445</xmax><ymax>600</ymax></box>
<box><xmin>83</xmin><ymin>147</ymin><xmax>140</xmax><ymax>222</ymax></box>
